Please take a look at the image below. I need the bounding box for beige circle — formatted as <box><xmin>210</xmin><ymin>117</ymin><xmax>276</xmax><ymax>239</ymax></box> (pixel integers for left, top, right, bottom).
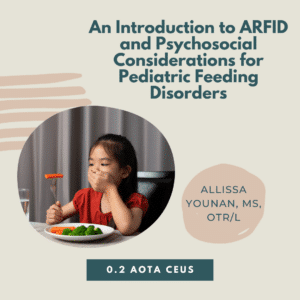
<box><xmin>182</xmin><ymin>164</ymin><xmax>265</xmax><ymax>243</ymax></box>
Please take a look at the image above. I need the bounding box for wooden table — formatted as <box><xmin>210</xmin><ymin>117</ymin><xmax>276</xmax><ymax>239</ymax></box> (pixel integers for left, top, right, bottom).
<box><xmin>30</xmin><ymin>222</ymin><xmax>138</xmax><ymax>248</ymax></box>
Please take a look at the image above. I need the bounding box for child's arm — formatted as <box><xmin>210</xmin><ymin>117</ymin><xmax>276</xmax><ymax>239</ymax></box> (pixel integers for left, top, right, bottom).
<box><xmin>46</xmin><ymin>201</ymin><xmax>77</xmax><ymax>225</ymax></box>
<box><xmin>105</xmin><ymin>186</ymin><xmax>143</xmax><ymax>236</ymax></box>
<box><xmin>88</xmin><ymin>169</ymin><xmax>143</xmax><ymax>235</ymax></box>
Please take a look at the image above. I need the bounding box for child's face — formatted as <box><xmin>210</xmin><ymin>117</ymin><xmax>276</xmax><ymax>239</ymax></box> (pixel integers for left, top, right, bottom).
<box><xmin>88</xmin><ymin>145</ymin><xmax>130</xmax><ymax>187</ymax></box>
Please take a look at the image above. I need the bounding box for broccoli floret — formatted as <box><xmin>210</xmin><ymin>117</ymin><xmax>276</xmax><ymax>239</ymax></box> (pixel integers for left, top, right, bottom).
<box><xmin>71</xmin><ymin>225</ymin><xmax>87</xmax><ymax>236</ymax></box>
<box><xmin>62</xmin><ymin>228</ymin><xmax>73</xmax><ymax>235</ymax></box>
<box><xmin>95</xmin><ymin>228</ymin><xmax>103</xmax><ymax>235</ymax></box>
<box><xmin>85</xmin><ymin>225</ymin><xmax>96</xmax><ymax>235</ymax></box>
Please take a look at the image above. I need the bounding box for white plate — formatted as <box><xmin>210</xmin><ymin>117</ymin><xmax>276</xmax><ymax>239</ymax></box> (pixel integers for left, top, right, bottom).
<box><xmin>44</xmin><ymin>223</ymin><xmax>115</xmax><ymax>242</ymax></box>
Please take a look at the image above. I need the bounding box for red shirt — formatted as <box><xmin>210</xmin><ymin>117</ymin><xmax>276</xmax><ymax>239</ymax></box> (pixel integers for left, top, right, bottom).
<box><xmin>73</xmin><ymin>188</ymin><xmax>148</xmax><ymax>227</ymax></box>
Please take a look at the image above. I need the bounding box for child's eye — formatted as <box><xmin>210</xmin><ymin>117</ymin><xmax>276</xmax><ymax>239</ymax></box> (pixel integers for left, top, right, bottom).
<box><xmin>89</xmin><ymin>163</ymin><xmax>94</xmax><ymax>167</ymax></box>
<box><xmin>101</xmin><ymin>164</ymin><xmax>109</xmax><ymax>166</ymax></box>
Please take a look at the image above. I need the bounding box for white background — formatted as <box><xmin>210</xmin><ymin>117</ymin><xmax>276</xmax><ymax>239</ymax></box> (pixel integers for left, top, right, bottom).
<box><xmin>1</xmin><ymin>1</ymin><xmax>299</xmax><ymax>299</ymax></box>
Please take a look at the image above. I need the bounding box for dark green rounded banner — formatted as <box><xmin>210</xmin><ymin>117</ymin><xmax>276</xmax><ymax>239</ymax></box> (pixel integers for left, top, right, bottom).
<box><xmin>87</xmin><ymin>259</ymin><xmax>213</xmax><ymax>281</ymax></box>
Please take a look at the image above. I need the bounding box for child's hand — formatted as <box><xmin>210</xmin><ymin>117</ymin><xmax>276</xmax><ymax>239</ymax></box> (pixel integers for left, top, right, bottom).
<box><xmin>46</xmin><ymin>201</ymin><xmax>63</xmax><ymax>225</ymax></box>
<box><xmin>88</xmin><ymin>169</ymin><xmax>116</xmax><ymax>193</ymax></box>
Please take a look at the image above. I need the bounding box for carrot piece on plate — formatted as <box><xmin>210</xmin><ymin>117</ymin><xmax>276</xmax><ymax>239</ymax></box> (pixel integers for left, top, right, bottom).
<box><xmin>50</xmin><ymin>226</ymin><xmax>76</xmax><ymax>234</ymax></box>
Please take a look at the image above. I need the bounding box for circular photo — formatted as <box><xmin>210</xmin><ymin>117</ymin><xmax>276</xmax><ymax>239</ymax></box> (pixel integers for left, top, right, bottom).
<box><xmin>17</xmin><ymin>106</ymin><xmax>175</xmax><ymax>247</ymax></box>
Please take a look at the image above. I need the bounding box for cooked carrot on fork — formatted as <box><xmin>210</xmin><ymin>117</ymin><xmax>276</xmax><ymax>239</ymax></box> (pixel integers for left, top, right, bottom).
<box><xmin>45</xmin><ymin>174</ymin><xmax>63</xmax><ymax>179</ymax></box>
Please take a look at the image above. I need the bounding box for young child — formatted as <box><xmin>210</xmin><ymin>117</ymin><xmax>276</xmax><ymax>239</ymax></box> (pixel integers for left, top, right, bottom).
<box><xmin>46</xmin><ymin>134</ymin><xmax>148</xmax><ymax>236</ymax></box>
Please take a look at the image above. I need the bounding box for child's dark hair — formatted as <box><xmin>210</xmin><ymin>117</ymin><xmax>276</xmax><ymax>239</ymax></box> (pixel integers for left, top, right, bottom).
<box><xmin>90</xmin><ymin>134</ymin><xmax>138</xmax><ymax>202</ymax></box>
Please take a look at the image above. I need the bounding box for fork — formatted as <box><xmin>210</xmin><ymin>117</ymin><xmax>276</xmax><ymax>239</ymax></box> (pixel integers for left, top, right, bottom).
<box><xmin>50</xmin><ymin>178</ymin><xmax>57</xmax><ymax>202</ymax></box>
